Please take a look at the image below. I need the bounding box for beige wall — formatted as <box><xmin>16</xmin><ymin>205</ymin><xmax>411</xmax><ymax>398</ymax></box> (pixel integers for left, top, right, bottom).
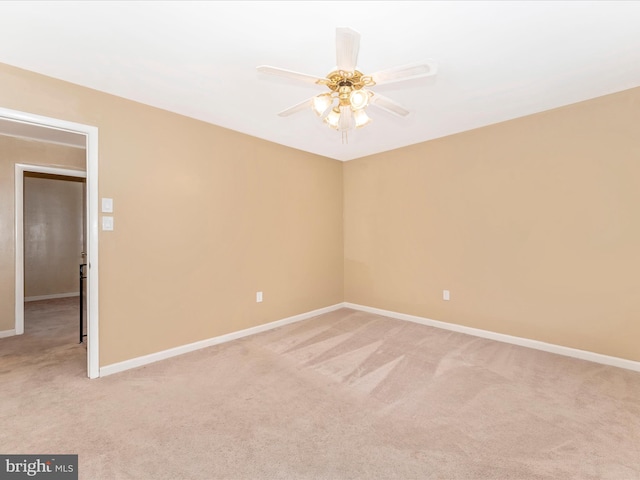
<box><xmin>3</xmin><ymin>60</ymin><xmax>638</xmax><ymax>368</ymax></box>
<box><xmin>0</xmin><ymin>135</ymin><xmax>85</xmax><ymax>331</ymax></box>
<box><xmin>24</xmin><ymin>173</ymin><xmax>85</xmax><ymax>299</ymax></box>
<box><xmin>0</xmin><ymin>62</ymin><xmax>344</xmax><ymax>365</ymax></box>
<box><xmin>344</xmin><ymin>87</ymin><xmax>640</xmax><ymax>362</ymax></box>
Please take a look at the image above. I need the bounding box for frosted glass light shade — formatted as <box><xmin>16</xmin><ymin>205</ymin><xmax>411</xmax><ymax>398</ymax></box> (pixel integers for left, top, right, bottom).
<box><xmin>353</xmin><ymin>109</ymin><xmax>372</xmax><ymax>128</ymax></box>
<box><xmin>349</xmin><ymin>89</ymin><xmax>370</xmax><ymax>110</ymax></box>
<box><xmin>312</xmin><ymin>94</ymin><xmax>333</xmax><ymax>116</ymax></box>
<box><xmin>324</xmin><ymin>108</ymin><xmax>341</xmax><ymax>129</ymax></box>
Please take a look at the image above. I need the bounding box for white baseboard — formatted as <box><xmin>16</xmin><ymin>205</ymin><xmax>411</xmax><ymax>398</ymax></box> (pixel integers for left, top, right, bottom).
<box><xmin>344</xmin><ymin>303</ymin><xmax>640</xmax><ymax>373</ymax></box>
<box><xmin>100</xmin><ymin>303</ymin><xmax>345</xmax><ymax>377</ymax></box>
<box><xmin>100</xmin><ymin>301</ymin><xmax>640</xmax><ymax>378</ymax></box>
<box><xmin>25</xmin><ymin>292</ymin><xmax>79</xmax><ymax>302</ymax></box>
<box><xmin>0</xmin><ymin>329</ymin><xmax>16</xmax><ymax>339</ymax></box>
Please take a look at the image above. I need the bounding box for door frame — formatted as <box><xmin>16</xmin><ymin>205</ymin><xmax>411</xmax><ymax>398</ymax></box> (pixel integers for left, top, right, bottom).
<box><xmin>2</xmin><ymin>107</ymin><xmax>100</xmax><ymax>379</ymax></box>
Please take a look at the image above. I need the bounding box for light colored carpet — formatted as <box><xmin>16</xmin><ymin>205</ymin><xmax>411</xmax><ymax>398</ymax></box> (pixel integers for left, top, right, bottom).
<box><xmin>1</xmin><ymin>298</ymin><xmax>639</xmax><ymax>479</ymax></box>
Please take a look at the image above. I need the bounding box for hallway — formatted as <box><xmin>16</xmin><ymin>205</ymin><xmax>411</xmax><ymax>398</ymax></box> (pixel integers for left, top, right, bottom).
<box><xmin>0</xmin><ymin>297</ymin><xmax>85</xmax><ymax>378</ymax></box>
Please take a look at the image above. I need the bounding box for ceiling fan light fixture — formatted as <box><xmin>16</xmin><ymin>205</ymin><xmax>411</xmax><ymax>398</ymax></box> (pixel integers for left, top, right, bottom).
<box><xmin>353</xmin><ymin>109</ymin><xmax>372</xmax><ymax>128</ymax></box>
<box><xmin>258</xmin><ymin>27</ymin><xmax>434</xmax><ymax>141</ymax></box>
<box><xmin>312</xmin><ymin>93</ymin><xmax>333</xmax><ymax>117</ymax></box>
<box><xmin>349</xmin><ymin>89</ymin><xmax>370</xmax><ymax>110</ymax></box>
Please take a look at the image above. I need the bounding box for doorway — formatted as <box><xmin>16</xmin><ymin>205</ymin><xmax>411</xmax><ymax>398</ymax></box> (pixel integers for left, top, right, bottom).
<box><xmin>3</xmin><ymin>107</ymin><xmax>100</xmax><ymax>378</ymax></box>
<box><xmin>23</xmin><ymin>171</ymin><xmax>87</xmax><ymax>345</ymax></box>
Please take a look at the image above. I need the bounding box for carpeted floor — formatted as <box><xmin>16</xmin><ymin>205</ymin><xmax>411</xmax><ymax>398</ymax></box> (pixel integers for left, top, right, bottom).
<box><xmin>1</xmin><ymin>299</ymin><xmax>639</xmax><ymax>479</ymax></box>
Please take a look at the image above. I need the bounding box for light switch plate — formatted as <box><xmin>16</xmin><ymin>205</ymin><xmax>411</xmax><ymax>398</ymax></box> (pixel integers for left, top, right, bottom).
<box><xmin>101</xmin><ymin>198</ymin><xmax>113</xmax><ymax>213</ymax></box>
<box><xmin>102</xmin><ymin>216</ymin><xmax>114</xmax><ymax>231</ymax></box>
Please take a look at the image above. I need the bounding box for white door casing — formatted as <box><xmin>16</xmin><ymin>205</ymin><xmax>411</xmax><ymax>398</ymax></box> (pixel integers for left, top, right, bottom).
<box><xmin>2</xmin><ymin>107</ymin><xmax>100</xmax><ymax>379</ymax></box>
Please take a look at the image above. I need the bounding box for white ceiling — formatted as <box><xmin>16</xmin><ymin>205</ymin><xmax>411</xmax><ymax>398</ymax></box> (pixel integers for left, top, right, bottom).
<box><xmin>1</xmin><ymin>1</ymin><xmax>639</xmax><ymax>161</ymax></box>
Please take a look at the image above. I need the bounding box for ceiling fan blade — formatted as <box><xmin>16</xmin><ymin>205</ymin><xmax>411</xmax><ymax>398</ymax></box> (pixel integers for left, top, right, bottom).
<box><xmin>277</xmin><ymin>97</ymin><xmax>314</xmax><ymax>117</ymax></box>
<box><xmin>257</xmin><ymin>65</ymin><xmax>326</xmax><ymax>85</ymax></box>
<box><xmin>336</xmin><ymin>27</ymin><xmax>360</xmax><ymax>71</ymax></box>
<box><xmin>369</xmin><ymin>93</ymin><xmax>411</xmax><ymax>117</ymax></box>
<box><xmin>370</xmin><ymin>61</ymin><xmax>438</xmax><ymax>86</ymax></box>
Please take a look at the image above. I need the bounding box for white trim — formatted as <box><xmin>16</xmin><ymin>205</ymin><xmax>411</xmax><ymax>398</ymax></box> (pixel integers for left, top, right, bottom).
<box><xmin>344</xmin><ymin>303</ymin><xmax>640</xmax><ymax>373</ymax></box>
<box><xmin>86</xmin><ymin>122</ymin><xmax>100</xmax><ymax>379</ymax></box>
<box><xmin>25</xmin><ymin>292</ymin><xmax>79</xmax><ymax>302</ymax></box>
<box><xmin>14</xmin><ymin>165</ymin><xmax>24</xmax><ymax>335</ymax></box>
<box><xmin>100</xmin><ymin>303</ymin><xmax>345</xmax><ymax>377</ymax></box>
<box><xmin>96</xmin><ymin>299</ymin><xmax>640</xmax><ymax>378</ymax></box>
<box><xmin>0</xmin><ymin>329</ymin><xmax>16</xmax><ymax>339</ymax></box>
<box><xmin>2</xmin><ymin>107</ymin><xmax>100</xmax><ymax>379</ymax></box>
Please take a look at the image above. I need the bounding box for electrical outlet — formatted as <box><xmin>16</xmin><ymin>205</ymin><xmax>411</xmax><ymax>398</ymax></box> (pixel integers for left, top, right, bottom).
<box><xmin>256</xmin><ymin>291</ymin><xmax>263</xmax><ymax>303</ymax></box>
<box><xmin>443</xmin><ymin>290</ymin><xmax>450</xmax><ymax>301</ymax></box>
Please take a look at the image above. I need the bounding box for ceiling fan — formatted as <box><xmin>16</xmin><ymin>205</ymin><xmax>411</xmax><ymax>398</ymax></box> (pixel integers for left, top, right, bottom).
<box><xmin>257</xmin><ymin>27</ymin><xmax>437</xmax><ymax>142</ymax></box>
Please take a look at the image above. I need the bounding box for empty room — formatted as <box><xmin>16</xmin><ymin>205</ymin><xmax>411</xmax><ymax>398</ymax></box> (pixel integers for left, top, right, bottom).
<box><xmin>1</xmin><ymin>2</ymin><xmax>639</xmax><ymax>479</ymax></box>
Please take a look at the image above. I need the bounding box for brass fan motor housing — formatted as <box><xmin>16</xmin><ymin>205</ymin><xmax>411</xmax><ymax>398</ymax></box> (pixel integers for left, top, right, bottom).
<box><xmin>321</xmin><ymin>70</ymin><xmax>376</xmax><ymax>106</ymax></box>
